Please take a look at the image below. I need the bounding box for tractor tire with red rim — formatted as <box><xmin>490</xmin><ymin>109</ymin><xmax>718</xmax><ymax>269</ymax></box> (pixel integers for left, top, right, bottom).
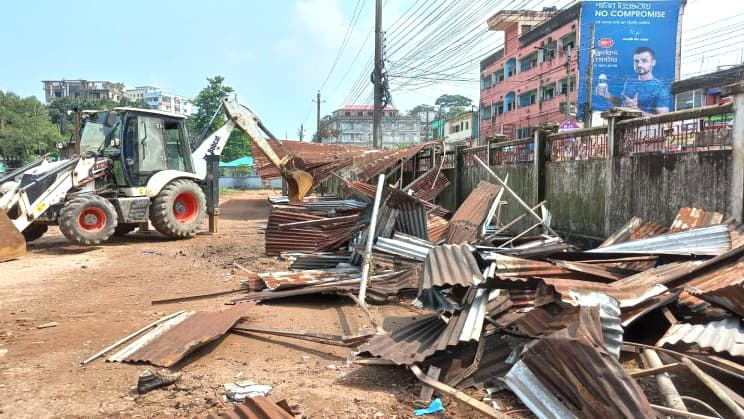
<box><xmin>149</xmin><ymin>179</ymin><xmax>206</xmax><ymax>239</ymax></box>
<box><xmin>59</xmin><ymin>195</ymin><xmax>118</xmax><ymax>245</ymax></box>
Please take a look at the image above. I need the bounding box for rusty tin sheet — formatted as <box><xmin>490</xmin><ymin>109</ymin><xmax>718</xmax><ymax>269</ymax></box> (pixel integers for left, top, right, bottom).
<box><xmin>447</xmin><ymin>180</ymin><xmax>502</xmax><ymax>244</ymax></box>
<box><xmin>506</xmin><ymin>307</ymin><xmax>655</xmax><ymax>419</ymax></box>
<box><xmin>203</xmin><ymin>396</ymin><xmax>294</xmax><ymax>419</ymax></box>
<box><xmin>420</xmin><ymin>244</ymin><xmax>482</xmax><ymax>290</ymax></box>
<box><xmin>669</xmin><ymin>207</ymin><xmax>726</xmax><ymax>233</ymax></box>
<box><xmin>109</xmin><ymin>304</ymin><xmax>254</xmax><ymax>367</ymax></box>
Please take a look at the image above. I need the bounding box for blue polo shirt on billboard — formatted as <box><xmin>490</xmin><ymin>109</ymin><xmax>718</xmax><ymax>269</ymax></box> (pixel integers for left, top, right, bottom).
<box><xmin>621</xmin><ymin>78</ymin><xmax>672</xmax><ymax>114</ymax></box>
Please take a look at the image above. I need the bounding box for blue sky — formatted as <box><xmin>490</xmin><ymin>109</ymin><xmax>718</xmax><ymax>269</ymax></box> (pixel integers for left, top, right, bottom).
<box><xmin>1</xmin><ymin>0</ymin><xmax>742</xmax><ymax>139</ymax></box>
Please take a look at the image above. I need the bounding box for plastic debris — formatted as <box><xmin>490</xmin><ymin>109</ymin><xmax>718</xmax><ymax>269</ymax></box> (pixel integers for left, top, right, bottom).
<box><xmin>413</xmin><ymin>398</ymin><xmax>445</xmax><ymax>416</ymax></box>
<box><xmin>224</xmin><ymin>380</ymin><xmax>273</xmax><ymax>402</ymax></box>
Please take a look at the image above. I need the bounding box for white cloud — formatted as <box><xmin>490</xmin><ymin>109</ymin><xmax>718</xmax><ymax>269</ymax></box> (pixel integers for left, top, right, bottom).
<box><xmin>272</xmin><ymin>38</ymin><xmax>301</xmax><ymax>58</ymax></box>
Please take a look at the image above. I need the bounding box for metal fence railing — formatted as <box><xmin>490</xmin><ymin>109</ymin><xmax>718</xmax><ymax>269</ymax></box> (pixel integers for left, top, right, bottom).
<box><xmin>489</xmin><ymin>138</ymin><xmax>534</xmax><ymax>164</ymax></box>
<box><xmin>617</xmin><ymin>103</ymin><xmax>733</xmax><ymax>155</ymax></box>
<box><xmin>548</xmin><ymin>126</ymin><xmax>608</xmax><ymax>161</ymax></box>
<box><xmin>463</xmin><ymin>145</ymin><xmax>489</xmax><ymax>167</ymax></box>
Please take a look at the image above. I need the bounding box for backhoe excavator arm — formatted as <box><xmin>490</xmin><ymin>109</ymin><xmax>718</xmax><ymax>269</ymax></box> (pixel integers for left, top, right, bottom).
<box><xmin>221</xmin><ymin>98</ymin><xmax>313</xmax><ymax>203</ymax></box>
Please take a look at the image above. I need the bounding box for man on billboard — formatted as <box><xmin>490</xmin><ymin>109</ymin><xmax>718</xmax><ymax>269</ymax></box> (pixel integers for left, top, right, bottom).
<box><xmin>595</xmin><ymin>46</ymin><xmax>671</xmax><ymax>115</ymax></box>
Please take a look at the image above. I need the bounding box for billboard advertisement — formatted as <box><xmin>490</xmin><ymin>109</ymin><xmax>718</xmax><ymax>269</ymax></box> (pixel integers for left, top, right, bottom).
<box><xmin>577</xmin><ymin>0</ymin><xmax>681</xmax><ymax>119</ymax></box>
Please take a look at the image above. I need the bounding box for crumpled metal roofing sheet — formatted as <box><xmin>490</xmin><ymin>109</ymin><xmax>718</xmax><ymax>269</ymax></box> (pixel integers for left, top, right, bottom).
<box><xmin>255</xmin><ymin>267</ymin><xmax>360</xmax><ymax>290</ymax></box>
<box><xmin>684</xmin><ymin>251</ymin><xmax>744</xmax><ymax>317</ymax></box>
<box><xmin>447</xmin><ymin>180</ymin><xmax>503</xmax><ymax>244</ymax></box>
<box><xmin>407</xmin><ymin>167</ymin><xmax>451</xmax><ymax>202</ymax></box>
<box><xmin>109</xmin><ymin>304</ymin><xmax>253</xmax><ymax>367</ymax></box>
<box><xmin>203</xmin><ymin>396</ymin><xmax>294</xmax><ymax>419</ymax></box>
<box><xmin>587</xmin><ymin>224</ymin><xmax>731</xmax><ymax>256</ymax></box>
<box><xmin>420</xmin><ymin>244</ymin><xmax>482</xmax><ymax>291</ymax></box>
<box><xmin>506</xmin><ymin>307</ymin><xmax>654</xmax><ymax>419</ymax></box>
<box><xmin>669</xmin><ymin>207</ymin><xmax>726</xmax><ymax>233</ymax></box>
<box><xmin>657</xmin><ymin>318</ymin><xmax>744</xmax><ymax>357</ymax></box>
<box><xmin>599</xmin><ymin>217</ymin><xmax>669</xmax><ymax>248</ymax></box>
<box><xmin>387</xmin><ymin>189</ymin><xmax>428</xmax><ymax>240</ymax></box>
<box><xmin>359</xmin><ymin>288</ymin><xmax>486</xmax><ymax>365</ymax></box>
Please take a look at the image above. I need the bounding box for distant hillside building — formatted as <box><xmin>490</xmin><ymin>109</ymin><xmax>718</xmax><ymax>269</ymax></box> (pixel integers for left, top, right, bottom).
<box><xmin>321</xmin><ymin>105</ymin><xmax>422</xmax><ymax>148</ymax></box>
<box><xmin>42</xmin><ymin>79</ymin><xmax>125</xmax><ymax>104</ymax></box>
<box><xmin>125</xmin><ymin>86</ymin><xmax>193</xmax><ymax>116</ymax></box>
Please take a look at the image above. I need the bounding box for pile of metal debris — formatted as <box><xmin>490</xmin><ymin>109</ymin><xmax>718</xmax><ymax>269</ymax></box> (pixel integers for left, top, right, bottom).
<box><xmin>85</xmin><ymin>150</ymin><xmax>744</xmax><ymax>417</ymax></box>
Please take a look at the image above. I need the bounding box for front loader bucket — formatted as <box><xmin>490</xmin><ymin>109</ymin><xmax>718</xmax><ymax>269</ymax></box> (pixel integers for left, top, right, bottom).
<box><xmin>0</xmin><ymin>209</ymin><xmax>25</xmax><ymax>262</ymax></box>
<box><xmin>285</xmin><ymin>169</ymin><xmax>314</xmax><ymax>204</ymax></box>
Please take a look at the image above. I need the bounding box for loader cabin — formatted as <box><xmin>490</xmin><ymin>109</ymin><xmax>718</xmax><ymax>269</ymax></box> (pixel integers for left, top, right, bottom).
<box><xmin>79</xmin><ymin>108</ymin><xmax>193</xmax><ymax>186</ymax></box>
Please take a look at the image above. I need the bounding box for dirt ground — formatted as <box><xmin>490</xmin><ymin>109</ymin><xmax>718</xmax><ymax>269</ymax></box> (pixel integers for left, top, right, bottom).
<box><xmin>0</xmin><ymin>190</ymin><xmax>507</xmax><ymax>418</ymax></box>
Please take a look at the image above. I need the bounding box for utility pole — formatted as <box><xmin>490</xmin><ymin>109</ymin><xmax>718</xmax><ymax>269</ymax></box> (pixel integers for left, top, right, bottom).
<box><xmin>312</xmin><ymin>91</ymin><xmax>325</xmax><ymax>143</ymax></box>
<box><xmin>372</xmin><ymin>0</ymin><xmax>383</xmax><ymax>149</ymax></box>
<box><xmin>584</xmin><ymin>23</ymin><xmax>595</xmax><ymax>127</ymax></box>
<box><xmin>298</xmin><ymin>124</ymin><xmax>305</xmax><ymax>142</ymax></box>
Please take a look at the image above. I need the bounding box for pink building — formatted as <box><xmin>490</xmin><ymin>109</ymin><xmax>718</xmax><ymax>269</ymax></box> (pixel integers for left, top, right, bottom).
<box><xmin>479</xmin><ymin>5</ymin><xmax>581</xmax><ymax>140</ymax></box>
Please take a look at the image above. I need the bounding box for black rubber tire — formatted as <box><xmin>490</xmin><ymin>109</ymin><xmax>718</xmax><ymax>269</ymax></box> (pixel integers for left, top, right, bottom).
<box><xmin>22</xmin><ymin>223</ymin><xmax>48</xmax><ymax>242</ymax></box>
<box><xmin>59</xmin><ymin>195</ymin><xmax>118</xmax><ymax>245</ymax></box>
<box><xmin>149</xmin><ymin>179</ymin><xmax>206</xmax><ymax>239</ymax></box>
<box><xmin>113</xmin><ymin>223</ymin><xmax>138</xmax><ymax>236</ymax></box>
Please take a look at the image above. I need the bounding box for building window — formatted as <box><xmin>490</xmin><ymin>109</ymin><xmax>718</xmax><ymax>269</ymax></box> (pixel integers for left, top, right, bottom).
<box><xmin>519</xmin><ymin>90</ymin><xmax>537</xmax><ymax>107</ymax></box>
<box><xmin>560</xmin><ymin>32</ymin><xmax>576</xmax><ymax>55</ymax></box>
<box><xmin>519</xmin><ymin>52</ymin><xmax>538</xmax><ymax>72</ymax></box>
<box><xmin>357</xmin><ymin>111</ymin><xmax>363</xmax><ymax>116</ymax></box>
<box><xmin>481</xmin><ymin>105</ymin><xmax>492</xmax><ymax>119</ymax></box>
<box><xmin>367</xmin><ymin>111</ymin><xmax>373</xmax><ymax>116</ymax></box>
<box><xmin>541</xmin><ymin>83</ymin><xmax>556</xmax><ymax>101</ymax></box>
<box><xmin>345</xmin><ymin>111</ymin><xmax>351</xmax><ymax>116</ymax></box>
<box><xmin>494</xmin><ymin>102</ymin><xmax>504</xmax><ymax>116</ymax></box>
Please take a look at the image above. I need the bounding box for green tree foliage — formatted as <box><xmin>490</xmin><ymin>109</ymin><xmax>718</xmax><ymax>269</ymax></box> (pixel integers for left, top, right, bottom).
<box><xmin>188</xmin><ymin>76</ymin><xmax>251</xmax><ymax>162</ymax></box>
<box><xmin>434</xmin><ymin>94</ymin><xmax>473</xmax><ymax>118</ymax></box>
<box><xmin>0</xmin><ymin>91</ymin><xmax>65</xmax><ymax>164</ymax></box>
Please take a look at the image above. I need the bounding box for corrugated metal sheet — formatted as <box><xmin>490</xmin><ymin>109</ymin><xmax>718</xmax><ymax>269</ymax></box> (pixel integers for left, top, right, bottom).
<box><xmin>387</xmin><ymin>189</ymin><xmax>428</xmax><ymax>240</ymax></box>
<box><xmin>203</xmin><ymin>396</ymin><xmax>294</xmax><ymax>419</ymax></box>
<box><xmin>502</xmin><ymin>295</ymin><xmax>622</xmax><ymax>358</ymax></box>
<box><xmin>373</xmin><ymin>236</ymin><xmax>432</xmax><ymax>261</ymax></box>
<box><xmin>599</xmin><ymin>217</ymin><xmax>669</xmax><ymax>248</ymax></box>
<box><xmin>265</xmin><ymin>207</ymin><xmax>361</xmax><ymax>256</ymax></box>
<box><xmin>657</xmin><ymin>318</ymin><xmax>744</xmax><ymax>357</ymax></box>
<box><xmin>539</xmin><ymin>278</ymin><xmax>667</xmax><ymax>308</ymax></box>
<box><xmin>488</xmin><ymin>253</ymin><xmax>581</xmax><ymax>278</ymax></box>
<box><xmin>407</xmin><ymin>168</ymin><xmax>450</xmax><ymax>202</ymax></box>
<box><xmin>447</xmin><ymin>180</ymin><xmax>503</xmax><ymax>244</ymax></box>
<box><xmin>285</xmin><ymin>253</ymin><xmax>351</xmax><ymax>270</ymax></box>
<box><xmin>506</xmin><ymin>307</ymin><xmax>655</xmax><ymax>419</ymax></box>
<box><xmin>587</xmin><ymin>224</ymin><xmax>731</xmax><ymax>256</ymax></box>
<box><xmin>420</xmin><ymin>244</ymin><xmax>482</xmax><ymax>290</ymax></box>
<box><xmin>109</xmin><ymin>304</ymin><xmax>253</xmax><ymax>367</ymax></box>
<box><xmin>669</xmin><ymin>207</ymin><xmax>726</xmax><ymax>233</ymax></box>
<box><xmin>359</xmin><ymin>288</ymin><xmax>485</xmax><ymax>365</ymax></box>
<box><xmin>684</xmin><ymin>253</ymin><xmax>744</xmax><ymax>317</ymax></box>
<box><xmin>255</xmin><ymin>267</ymin><xmax>360</xmax><ymax>290</ymax></box>
<box><xmin>427</xmin><ymin>214</ymin><xmax>449</xmax><ymax>243</ymax></box>
<box><xmin>457</xmin><ymin>334</ymin><xmax>527</xmax><ymax>391</ymax></box>
<box><xmin>610</xmin><ymin>261</ymin><xmax>702</xmax><ymax>290</ymax></box>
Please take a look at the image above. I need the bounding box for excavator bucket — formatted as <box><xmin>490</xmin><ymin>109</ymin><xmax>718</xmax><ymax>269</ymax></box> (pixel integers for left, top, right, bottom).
<box><xmin>0</xmin><ymin>209</ymin><xmax>25</xmax><ymax>262</ymax></box>
<box><xmin>285</xmin><ymin>169</ymin><xmax>314</xmax><ymax>204</ymax></box>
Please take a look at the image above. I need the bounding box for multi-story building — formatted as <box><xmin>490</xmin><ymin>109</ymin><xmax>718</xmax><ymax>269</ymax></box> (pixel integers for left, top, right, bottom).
<box><xmin>444</xmin><ymin>111</ymin><xmax>477</xmax><ymax>144</ymax></box>
<box><xmin>479</xmin><ymin>7</ymin><xmax>579</xmax><ymax>141</ymax></box>
<box><xmin>321</xmin><ymin>105</ymin><xmax>422</xmax><ymax>148</ymax></box>
<box><xmin>672</xmin><ymin>65</ymin><xmax>744</xmax><ymax>110</ymax></box>
<box><xmin>479</xmin><ymin>1</ymin><xmax>683</xmax><ymax>140</ymax></box>
<box><xmin>123</xmin><ymin>86</ymin><xmax>157</xmax><ymax>102</ymax></box>
<box><xmin>42</xmin><ymin>79</ymin><xmax>125</xmax><ymax>104</ymax></box>
<box><xmin>125</xmin><ymin>86</ymin><xmax>193</xmax><ymax>115</ymax></box>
